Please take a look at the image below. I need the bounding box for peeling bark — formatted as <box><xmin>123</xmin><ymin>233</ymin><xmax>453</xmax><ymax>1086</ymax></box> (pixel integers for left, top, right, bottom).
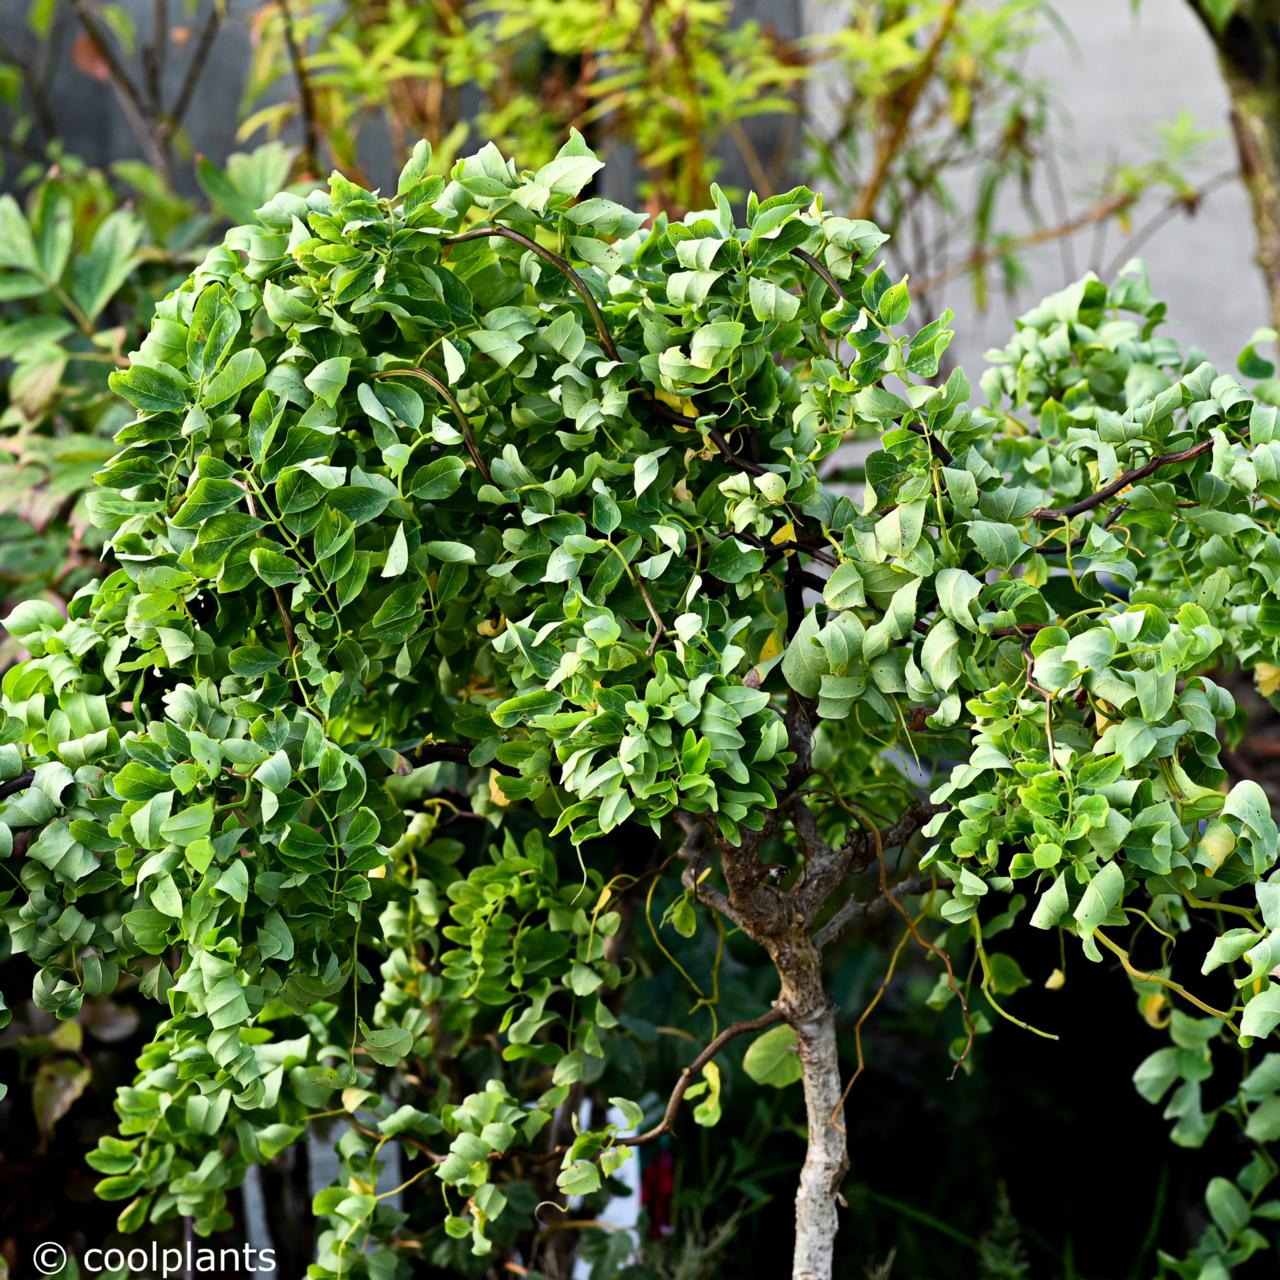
<box><xmin>769</xmin><ymin>934</ymin><xmax>849</xmax><ymax>1280</ymax></box>
<box><xmin>790</xmin><ymin>998</ymin><xmax>847</xmax><ymax>1280</ymax></box>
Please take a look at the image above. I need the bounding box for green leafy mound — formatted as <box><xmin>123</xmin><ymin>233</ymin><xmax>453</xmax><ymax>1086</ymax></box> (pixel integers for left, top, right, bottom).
<box><xmin>4</xmin><ymin>131</ymin><xmax>1280</xmax><ymax>1273</ymax></box>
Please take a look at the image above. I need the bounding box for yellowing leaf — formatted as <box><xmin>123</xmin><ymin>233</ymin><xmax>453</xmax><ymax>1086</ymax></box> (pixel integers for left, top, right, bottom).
<box><xmin>1257</xmin><ymin>663</ymin><xmax>1280</xmax><ymax>698</ymax></box>
<box><xmin>1198</xmin><ymin>819</ymin><xmax>1236</xmax><ymax>876</ymax></box>
<box><xmin>1140</xmin><ymin>992</ymin><xmax>1170</xmax><ymax>1029</ymax></box>
<box><xmin>655</xmin><ymin>387</ymin><xmax>695</xmax><ymax>418</ymax></box>
<box><xmin>489</xmin><ymin>770</ymin><xmax>511</xmax><ymax>807</ymax></box>
<box><xmin>759</xmin><ymin>629</ymin><xmax>783</xmax><ymax>663</ymax></box>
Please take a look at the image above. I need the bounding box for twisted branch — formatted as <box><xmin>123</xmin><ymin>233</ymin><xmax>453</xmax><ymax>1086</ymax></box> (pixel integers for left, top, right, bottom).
<box><xmin>1031</xmin><ymin>439</ymin><xmax>1212</xmax><ymax>521</ymax></box>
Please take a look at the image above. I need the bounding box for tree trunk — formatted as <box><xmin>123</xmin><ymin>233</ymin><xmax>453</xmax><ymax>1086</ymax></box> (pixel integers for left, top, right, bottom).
<box><xmin>770</xmin><ymin>935</ymin><xmax>849</xmax><ymax>1280</ymax></box>
<box><xmin>1193</xmin><ymin>1</ymin><xmax>1280</xmax><ymax>329</ymax></box>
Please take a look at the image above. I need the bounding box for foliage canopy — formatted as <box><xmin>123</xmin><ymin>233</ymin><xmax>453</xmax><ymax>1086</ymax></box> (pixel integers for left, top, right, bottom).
<box><xmin>4</xmin><ymin>133</ymin><xmax>1280</xmax><ymax>1277</ymax></box>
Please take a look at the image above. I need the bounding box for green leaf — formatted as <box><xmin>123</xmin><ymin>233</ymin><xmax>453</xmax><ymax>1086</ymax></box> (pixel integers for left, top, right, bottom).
<box><xmin>708</xmin><ymin>537</ymin><xmax>765</xmax><ymax>584</ymax></box>
<box><xmin>1205</xmin><ymin>1177</ymin><xmax>1250</xmax><ymax>1240</ymax></box>
<box><xmin>742</xmin><ymin>1024</ymin><xmax>802</xmax><ymax>1088</ymax></box>
<box><xmin>535</xmin><ymin>129</ymin><xmax>604</xmax><ymax>197</ymax></box>
<box><xmin>70</xmin><ymin>209</ymin><xmax>142</xmax><ymax>321</ymax></box>
<box><xmin>920</xmin><ymin>619</ymin><xmax>962</xmax><ymax>691</ymax></box>
<box><xmin>426</xmin><ymin>540</ymin><xmax>476</xmax><ymax>563</ymax></box>
<box><xmin>110</xmin><ymin>361</ymin><xmax>189</xmax><ymax>414</ymax></box>
<box><xmin>557</xmin><ymin>1160</ymin><xmax>601</xmax><ymax>1197</ymax></box>
<box><xmin>1243</xmin><ymin>985</ymin><xmax>1280</xmax><ymax>1043</ymax></box>
<box><xmin>823</xmin><ymin>562</ymin><xmax>865</xmax><ymax>610</ymax></box>
<box><xmin>748</xmin><ymin>276</ymin><xmax>800</xmax><ymax>322</ymax></box>
<box><xmin>204</xmin><ymin>348</ymin><xmax>266</xmax><ymax>408</ymax></box>
<box><xmin>936</xmin><ymin>568</ymin><xmax>982</xmax><ymax>631</ymax></box>
<box><xmin>781</xmin><ymin>609</ymin><xmax>825</xmax><ymax>697</ymax></box>
<box><xmin>382</xmin><ymin>523</ymin><xmax>409</xmax><ymax>578</ymax></box>
<box><xmin>361</xmin><ymin>1026</ymin><xmax>414</xmax><ymax>1067</ymax></box>
<box><xmin>172</xmin><ymin>477</ymin><xmax>244</xmax><ymax>528</ymax></box>
<box><xmin>690</xmin><ymin>1060</ymin><xmax>722</xmax><ymax>1126</ymax></box>
<box><xmin>689</xmin><ymin>321</ymin><xmax>745</xmax><ymax>371</ymax></box>
<box><xmin>1073</xmin><ymin>862</ymin><xmax>1124</xmax><ymax>940</ymax></box>
<box><xmin>305</xmin><ymin>357</ymin><xmax>352</xmax><ymax>406</ymax></box>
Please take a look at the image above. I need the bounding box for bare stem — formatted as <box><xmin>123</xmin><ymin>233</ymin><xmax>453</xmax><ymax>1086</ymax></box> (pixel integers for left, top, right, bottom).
<box><xmin>1031</xmin><ymin>438</ymin><xmax>1212</xmax><ymax>521</ymax></box>
<box><xmin>372</xmin><ymin>367</ymin><xmax>494</xmax><ymax>486</ymax></box>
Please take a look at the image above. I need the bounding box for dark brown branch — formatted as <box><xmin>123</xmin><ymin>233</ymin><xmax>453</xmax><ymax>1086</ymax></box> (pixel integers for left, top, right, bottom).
<box><xmin>0</xmin><ymin>771</ymin><xmax>34</xmax><ymax>801</ymax></box>
<box><xmin>839</xmin><ymin>802</ymin><xmax>941</xmax><ymax>877</ymax></box>
<box><xmin>69</xmin><ymin>0</ymin><xmax>170</xmax><ymax>180</ymax></box>
<box><xmin>144</xmin><ymin>0</ymin><xmax>167</xmax><ymax>118</ymax></box>
<box><xmin>277</xmin><ymin>0</ymin><xmax>320</xmax><ymax>176</ymax></box>
<box><xmin>1031</xmin><ymin>439</ymin><xmax>1211</xmax><ymax>521</ymax></box>
<box><xmin>617</xmin><ymin>1008</ymin><xmax>784</xmax><ymax>1146</ymax></box>
<box><xmin>783</xmin><ymin>695</ymin><xmax>818</xmax><ymax>794</ymax></box>
<box><xmin>442</xmin><ymin>226</ymin><xmax>620</xmax><ymax>361</ymax></box>
<box><xmin>790</xmin><ymin>247</ymin><xmax>849</xmax><ymax>302</ymax></box>
<box><xmin>796</xmin><ymin>800</ymin><xmax>939</xmax><ymax>925</ymax></box>
<box><xmin>1036</xmin><ymin>502</ymin><xmax>1127</xmax><ymax>553</ymax></box>
<box><xmin>988</xmin><ymin>622</ymin><xmax>1049</xmax><ymax>639</ymax></box>
<box><xmin>681</xmin><ymin>861</ymin><xmax>747</xmax><ymax>932</ymax></box>
<box><xmin>372</xmin><ymin>367</ymin><xmax>493</xmax><ymax>486</ymax></box>
<box><xmin>707</xmin><ymin>426</ymin><xmax>767</xmax><ymax>476</ymax></box>
<box><xmin>784</xmin><ymin>556</ymin><xmax>806</xmax><ymax>641</ymax></box>
<box><xmin>166</xmin><ymin>3</ymin><xmax>222</xmax><ymax>133</ymax></box>
<box><xmin>813</xmin><ymin>872</ymin><xmax>936</xmax><ymax>950</ymax></box>
<box><xmin>724</xmin><ymin>529</ymin><xmax>838</xmax><ymax>574</ymax></box>
<box><xmin>524</xmin><ymin>1006</ymin><xmax>785</xmax><ymax>1167</ymax></box>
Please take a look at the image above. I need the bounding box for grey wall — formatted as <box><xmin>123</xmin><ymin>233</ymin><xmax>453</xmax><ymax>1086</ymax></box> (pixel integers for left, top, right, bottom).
<box><xmin>935</xmin><ymin>0</ymin><xmax>1265</xmax><ymax>375</ymax></box>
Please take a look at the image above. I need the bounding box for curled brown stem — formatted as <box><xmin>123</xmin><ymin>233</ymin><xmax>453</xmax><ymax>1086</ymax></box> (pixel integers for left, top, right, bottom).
<box><xmin>372</xmin><ymin>367</ymin><xmax>494</xmax><ymax>486</ymax></box>
<box><xmin>442</xmin><ymin>226</ymin><xmax>620</xmax><ymax>361</ymax></box>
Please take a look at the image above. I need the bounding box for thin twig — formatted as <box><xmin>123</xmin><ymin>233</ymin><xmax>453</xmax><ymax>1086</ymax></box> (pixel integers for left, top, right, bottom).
<box><xmin>69</xmin><ymin>0</ymin><xmax>170</xmax><ymax>180</ymax></box>
<box><xmin>618</xmin><ymin>1008</ymin><xmax>783</xmax><ymax>1146</ymax></box>
<box><xmin>635</xmin><ymin>577</ymin><xmax>667</xmax><ymax>657</ymax></box>
<box><xmin>442</xmin><ymin>226</ymin><xmax>620</xmax><ymax>361</ymax></box>
<box><xmin>145</xmin><ymin>0</ymin><xmax>167</xmax><ymax>118</ymax></box>
<box><xmin>825</xmin><ymin>807</ymin><xmax>974</xmax><ymax>1079</ymax></box>
<box><xmin>920</xmin><ymin>192</ymin><xmax>1133</xmax><ymax>295</ymax></box>
<box><xmin>166</xmin><ymin>3</ymin><xmax>222</xmax><ymax>134</ymax></box>
<box><xmin>372</xmin><ymin>367</ymin><xmax>493</xmax><ymax>486</ymax></box>
<box><xmin>277</xmin><ymin>0</ymin><xmax>320</xmax><ymax>176</ymax></box>
<box><xmin>854</xmin><ymin>0</ymin><xmax>962</xmax><ymax>222</ymax></box>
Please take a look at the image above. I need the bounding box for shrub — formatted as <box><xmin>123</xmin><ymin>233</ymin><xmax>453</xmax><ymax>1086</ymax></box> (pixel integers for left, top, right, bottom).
<box><xmin>3</xmin><ymin>134</ymin><xmax>1280</xmax><ymax>1278</ymax></box>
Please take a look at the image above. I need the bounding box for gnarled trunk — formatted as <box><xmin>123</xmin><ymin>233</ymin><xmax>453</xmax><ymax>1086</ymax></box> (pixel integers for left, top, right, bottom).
<box><xmin>791</xmin><ymin>997</ymin><xmax>847</xmax><ymax>1280</ymax></box>
<box><xmin>769</xmin><ymin>934</ymin><xmax>849</xmax><ymax>1280</ymax></box>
